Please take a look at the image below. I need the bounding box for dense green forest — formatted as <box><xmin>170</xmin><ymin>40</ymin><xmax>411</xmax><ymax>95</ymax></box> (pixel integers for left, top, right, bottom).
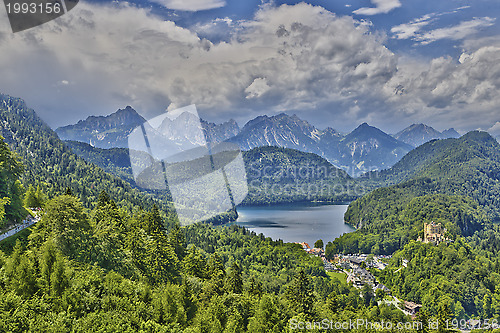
<box><xmin>327</xmin><ymin>192</ymin><xmax>489</xmax><ymax>255</ymax></box>
<box><xmin>0</xmin><ymin>96</ymin><xmax>413</xmax><ymax>331</ymax></box>
<box><xmin>65</xmin><ymin>141</ymin><xmax>366</xmax><ymax>206</ymax></box>
<box><xmin>320</xmin><ymin>130</ymin><xmax>500</xmax><ymax>322</ymax></box>
<box><xmin>0</xmin><ymin>192</ymin><xmax>412</xmax><ymax>331</ymax></box>
<box><xmin>328</xmin><ymin>131</ymin><xmax>500</xmax><ymax>255</ymax></box>
<box><xmin>376</xmin><ymin>235</ymin><xmax>500</xmax><ymax>321</ymax></box>
<box><xmin>242</xmin><ymin>146</ymin><xmax>363</xmax><ymax>205</ymax></box>
<box><xmin>64</xmin><ymin>141</ymin><xmax>137</xmax><ymax>185</ymax></box>
<box><xmin>0</xmin><ymin>135</ymin><xmax>26</xmax><ymax>226</ymax></box>
<box><xmin>360</xmin><ymin>131</ymin><xmax>500</xmax><ymax>189</ymax></box>
<box><xmin>0</xmin><ymin>118</ymin><xmax>462</xmax><ymax>332</ymax></box>
<box><xmin>0</xmin><ymin>94</ymin><xmax>176</xmax><ymax>214</ymax></box>
<box><xmin>5</xmin><ymin>93</ymin><xmax>500</xmax><ymax>330</ymax></box>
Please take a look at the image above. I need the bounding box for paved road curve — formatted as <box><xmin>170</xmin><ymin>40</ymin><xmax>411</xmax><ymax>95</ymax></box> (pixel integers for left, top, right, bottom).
<box><xmin>0</xmin><ymin>217</ymin><xmax>39</xmax><ymax>242</ymax></box>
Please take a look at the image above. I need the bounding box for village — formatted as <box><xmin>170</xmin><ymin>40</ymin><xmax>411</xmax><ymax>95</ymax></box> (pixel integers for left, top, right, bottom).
<box><xmin>296</xmin><ymin>221</ymin><xmax>451</xmax><ymax>318</ymax></box>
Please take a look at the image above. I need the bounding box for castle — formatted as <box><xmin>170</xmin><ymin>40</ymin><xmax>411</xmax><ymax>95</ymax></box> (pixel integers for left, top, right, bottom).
<box><xmin>422</xmin><ymin>221</ymin><xmax>447</xmax><ymax>244</ymax></box>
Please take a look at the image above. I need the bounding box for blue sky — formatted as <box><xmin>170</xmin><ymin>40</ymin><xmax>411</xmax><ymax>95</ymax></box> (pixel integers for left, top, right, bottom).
<box><xmin>1</xmin><ymin>0</ymin><xmax>500</xmax><ymax>135</ymax></box>
<box><xmin>136</xmin><ymin>0</ymin><xmax>500</xmax><ymax>59</ymax></box>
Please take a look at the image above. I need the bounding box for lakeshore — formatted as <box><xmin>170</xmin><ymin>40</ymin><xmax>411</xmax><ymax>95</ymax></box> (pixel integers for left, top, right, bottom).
<box><xmin>234</xmin><ymin>203</ymin><xmax>354</xmax><ymax>246</ymax></box>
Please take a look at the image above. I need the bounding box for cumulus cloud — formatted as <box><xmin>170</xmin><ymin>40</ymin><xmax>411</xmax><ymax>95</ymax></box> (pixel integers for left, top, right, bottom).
<box><xmin>353</xmin><ymin>0</ymin><xmax>401</xmax><ymax>16</ymax></box>
<box><xmin>0</xmin><ymin>2</ymin><xmax>398</xmax><ymax>129</ymax></box>
<box><xmin>245</xmin><ymin>78</ymin><xmax>270</xmax><ymax>99</ymax></box>
<box><xmin>0</xmin><ymin>1</ymin><xmax>499</xmax><ymax>133</ymax></box>
<box><xmin>192</xmin><ymin>17</ymin><xmax>237</xmax><ymax>41</ymax></box>
<box><xmin>385</xmin><ymin>45</ymin><xmax>500</xmax><ymax>130</ymax></box>
<box><xmin>150</xmin><ymin>0</ymin><xmax>226</xmax><ymax>11</ymax></box>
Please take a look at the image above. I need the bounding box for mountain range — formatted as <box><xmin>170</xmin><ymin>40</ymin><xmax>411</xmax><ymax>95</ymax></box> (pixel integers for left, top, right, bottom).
<box><xmin>56</xmin><ymin>107</ymin><xmax>240</xmax><ymax>149</ymax></box>
<box><xmin>57</xmin><ymin>107</ymin><xmax>500</xmax><ymax>178</ymax></box>
<box><xmin>392</xmin><ymin>123</ymin><xmax>460</xmax><ymax>147</ymax></box>
<box><xmin>55</xmin><ymin>109</ymin><xmax>421</xmax><ymax>175</ymax></box>
<box><xmin>4</xmin><ymin>91</ymin><xmax>500</xmax><ymax>241</ymax></box>
<box><xmin>55</xmin><ymin>106</ymin><xmax>147</xmax><ymax>149</ymax></box>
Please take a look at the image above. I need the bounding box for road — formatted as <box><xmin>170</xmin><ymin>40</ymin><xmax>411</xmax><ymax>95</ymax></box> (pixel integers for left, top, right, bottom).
<box><xmin>0</xmin><ymin>217</ymin><xmax>39</xmax><ymax>242</ymax></box>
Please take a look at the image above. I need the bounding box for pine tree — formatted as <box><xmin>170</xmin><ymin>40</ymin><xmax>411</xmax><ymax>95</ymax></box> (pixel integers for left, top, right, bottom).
<box><xmin>247</xmin><ymin>295</ymin><xmax>280</xmax><ymax>333</ymax></box>
<box><xmin>0</xmin><ymin>197</ymin><xmax>10</xmax><ymax>224</ymax></box>
<box><xmin>183</xmin><ymin>246</ymin><xmax>207</xmax><ymax>279</ymax></box>
<box><xmin>203</xmin><ymin>253</ymin><xmax>226</xmax><ymax>298</ymax></box>
<box><xmin>33</xmin><ymin>195</ymin><xmax>91</xmax><ymax>257</ymax></box>
<box><xmin>145</xmin><ymin>204</ymin><xmax>164</xmax><ymax>235</ymax></box>
<box><xmin>39</xmin><ymin>240</ymin><xmax>57</xmax><ymax>293</ymax></box>
<box><xmin>285</xmin><ymin>269</ymin><xmax>316</xmax><ymax>317</ymax></box>
<box><xmin>226</xmin><ymin>262</ymin><xmax>243</xmax><ymax>294</ymax></box>
<box><xmin>248</xmin><ymin>276</ymin><xmax>262</xmax><ymax>296</ymax></box>
<box><xmin>169</xmin><ymin>223</ymin><xmax>186</xmax><ymax>260</ymax></box>
<box><xmin>35</xmin><ymin>185</ymin><xmax>45</xmax><ymax>207</ymax></box>
<box><xmin>0</xmin><ymin>135</ymin><xmax>25</xmax><ymax>222</ymax></box>
<box><xmin>326</xmin><ymin>292</ymin><xmax>340</xmax><ymax>314</ymax></box>
<box><xmin>437</xmin><ymin>300</ymin><xmax>453</xmax><ymax>333</ymax></box>
<box><xmin>143</xmin><ymin>206</ymin><xmax>180</xmax><ymax>284</ymax></box>
<box><xmin>5</xmin><ymin>241</ymin><xmax>36</xmax><ymax>298</ymax></box>
<box><xmin>24</xmin><ymin>184</ymin><xmax>38</xmax><ymax>208</ymax></box>
<box><xmin>50</xmin><ymin>254</ymin><xmax>68</xmax><ymax>297</ymax></box>
<box><xmin>97</xmin><ymin>190</ymin><xmax>111</xmax><ymax>208</ymax></box>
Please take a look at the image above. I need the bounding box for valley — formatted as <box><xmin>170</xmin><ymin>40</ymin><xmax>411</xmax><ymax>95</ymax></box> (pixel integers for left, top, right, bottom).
<box><xmin>2</xmin><ymin>94</ymin><xmax>500</xmax><ymax>328</ymax></box>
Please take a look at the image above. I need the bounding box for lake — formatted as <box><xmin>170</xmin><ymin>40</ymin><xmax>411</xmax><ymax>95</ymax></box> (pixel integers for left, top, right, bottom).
<box><xmin>234</xmin><ymin>203</ymin><xmax>354</xmax><ymax>247</ymax></box>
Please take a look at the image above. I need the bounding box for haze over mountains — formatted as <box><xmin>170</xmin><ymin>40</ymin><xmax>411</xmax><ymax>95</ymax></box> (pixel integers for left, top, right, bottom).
<box><xmin>57</xmin><ymin>107</ymin><xmax>466</xmax><ymax>175</ymax></box>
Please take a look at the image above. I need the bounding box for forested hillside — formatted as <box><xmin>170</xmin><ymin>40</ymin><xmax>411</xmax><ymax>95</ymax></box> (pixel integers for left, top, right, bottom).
<box><xmin>64</xmin><ymin>141</ymin><xmax>367</xmax><ymax>206</ymax></box>
<box><xmin>327</xmin><ymin>131</ymin><xmax>500</xmax><ymax>255</ymax></box>
<box><xmin>64</xmin><ymin>141</ymin><xmax>136</xmax><ymax>184</ymax></box>
<box><xmin>363</xmin><ymin>131</ymin><xmax>500</xmax><ymax>192</ymax></box>
<box><xmin>376</xmin><ymin>237</ymin><xmax>500</xmax><ymax>319</ymax></box>
<box><xmin>322</xmin><ymin>130</ymin><xmax>500</xmax><ymax>318</ymax></box>
<box><xmin>327</xmin><ymin>193</ymin><xmax>489</xmax><ymax>255</ymax></box>
<box><xmin>0</xmin><ymin>95</ymin><xmax>416</xmax><ymax>331</ymax></box>
<box><xmin>0</xmin><ymin>135</ymin><xmax>26</xmax><ymax>226</ymax></box>
<box><xmin>0</xmin><ymin>95</ymin><xmax>172</xmax><ymax>214</ymax></box>
<box><xmin>0</xmin><ymin>191</ymin><xmax>411</xmax><ymax>331</ymax></box>
<box><xmin>242</xmin><ymin>146</ymin><xmax>363</xmax><ymax>204</ymax></box>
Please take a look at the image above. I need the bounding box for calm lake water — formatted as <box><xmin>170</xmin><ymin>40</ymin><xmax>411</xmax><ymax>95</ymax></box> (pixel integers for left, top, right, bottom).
<box><xmin>234</xmin><ymin>203</ymin><xmax>354</xmax><ymax>246</ymax></box>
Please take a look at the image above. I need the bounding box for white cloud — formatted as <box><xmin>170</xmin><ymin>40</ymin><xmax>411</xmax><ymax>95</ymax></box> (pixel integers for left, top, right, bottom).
<box><xmin>0</xmin><ymin>2</ymin><xmax>499</xmax><ymax>133</ymax></box>
<box><xmin>415</xmin><ymin>17</ymin><xmax>496</xmax><ymax>45</ymax></box>
<box><xmin>391</xmin><ymin>14</ymin><xmax>434</xmax><ymax>40</ymax></box>
<box><xmin>150</xmin><ymin>0</ymin><xmax>226</xmax><ymax>11</ymax></box>
<box><xmin>0</xmin><ymin>2</ymin><xmax>398</xmax><ymax>128</ymax></box>
<box><xmin>384</xmin><ymin>45</ymin><xmax>500</xmax><ymax>130</ymax></box>
<box><xmin>353</xmin><ymin>0</ymin><xmax>401</xmax><ymax>16</ymax></box>
<box><xmin>391</xmin><ymin>7</ymin><xmax>495</xmax><ymax>45</ymax></box>
<box><xmin>245</xmin><ymin>78</ymin><xmax>270</xmax><ymax>99</ymax></box>
<box><xmin>192</xmin><ymin>17</ymin><xmax>236</xmax><ymax>40</ymax></box>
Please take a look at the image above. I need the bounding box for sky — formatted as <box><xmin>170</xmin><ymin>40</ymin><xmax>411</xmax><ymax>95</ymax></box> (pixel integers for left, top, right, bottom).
<box><xmin>1</xmin><ymin>0</ymin><xmax>500</xmax><ymax>136</ymax></box>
